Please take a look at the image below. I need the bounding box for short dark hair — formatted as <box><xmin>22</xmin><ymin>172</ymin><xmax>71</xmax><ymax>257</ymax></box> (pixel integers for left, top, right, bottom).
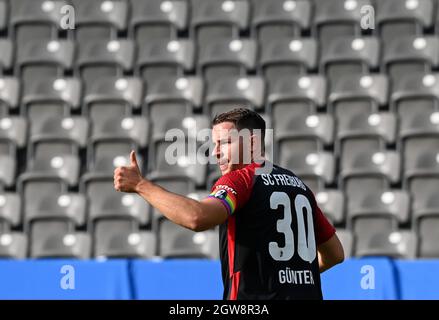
<box><xmin>212</xmin><ymin>108</ymin><xmax>266</xmax><ymax>138</ymax></box>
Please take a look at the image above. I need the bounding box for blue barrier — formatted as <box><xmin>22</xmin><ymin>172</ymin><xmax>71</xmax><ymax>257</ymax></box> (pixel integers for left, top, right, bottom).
<box><xmin>0</xmin><ymin>258</ymin><xmax>437</xmax><ymax>299</ymax></box>
<box><xmin>321</xmin><ymin>258</ymin><xmax>399</xmax><ymax>300</ymax></box>
<box><xmin>130</xmin><ymin>259</ymin><xmax>223</xmax><ymax>299</ymax></box>
<box><xmin>395</xmin><ymin>260</ymin><xmax>439</xmax><ymax>300</ymax></box>
<box><xmin>0</xmin><ymin>259</ymin><xmax>131</xmax><ymax>299</ymax></box>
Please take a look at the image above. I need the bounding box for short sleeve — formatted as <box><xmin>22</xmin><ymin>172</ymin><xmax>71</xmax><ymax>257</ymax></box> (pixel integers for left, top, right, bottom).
<box><xmin>314</xmin><ymin>204</ymin><xmax>336</xmax><ymax>245</ymax></box>
<box><xmin>207</xmin><ymin>168</ymin><xmax>254</xmax><ymax>215</ymax></box>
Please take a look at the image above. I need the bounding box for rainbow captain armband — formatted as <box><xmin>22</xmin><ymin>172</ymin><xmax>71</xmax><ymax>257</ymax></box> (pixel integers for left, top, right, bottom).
<box><xmin>208</xmin><ymin>187</ymin><xmax>237</xmax><ymax>215</ymax></box>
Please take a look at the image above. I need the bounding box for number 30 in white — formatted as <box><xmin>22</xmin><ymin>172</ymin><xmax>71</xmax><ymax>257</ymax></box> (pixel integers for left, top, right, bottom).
<box><xmin>269</xmin><ymin>192</ymin><xmax>317</xmax><ymax>263</ymax></box>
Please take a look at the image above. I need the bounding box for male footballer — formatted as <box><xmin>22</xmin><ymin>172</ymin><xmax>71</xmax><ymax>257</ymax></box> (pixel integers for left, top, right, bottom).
<box><xmin>114</xmin><ymin>108</ymin><xmax>344</xmax><ymax>300</ymax></box>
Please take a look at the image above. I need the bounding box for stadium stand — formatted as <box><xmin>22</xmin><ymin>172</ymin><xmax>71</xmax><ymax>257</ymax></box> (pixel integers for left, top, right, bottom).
<box><xmin>0</xmin><ymin>0</ymin><xmax>437</xmax><ymax>261</ymax></box>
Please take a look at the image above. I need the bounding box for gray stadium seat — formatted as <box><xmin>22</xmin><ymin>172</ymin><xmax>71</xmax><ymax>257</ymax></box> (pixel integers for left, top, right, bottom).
<box><xmin>130</xmin><ymin>0</ymin><xmax>188</xmax><ymax>43</ymax></box>
<box><xmin>0</xmin><ymin>117</ymin><xmax>27</xmax><ymax>156</ymax></box>
<box><xmin>11</xmin><ymin>0</ymin><xmax>70</xmax><ymax>48</ymax></box>
<box><xmin>0</xmin><ymin>155</ymin><xmax>15</xmax><ymax>189</ymax></box>
<box><xmin>191</xmin><ymin>0</ymin><xmax>249</xmax><ymax>48</ymax></box>
<box><xmin>329</xmin><ymin>74</ymin><xmax>389</xmax><ymax>120</ymax></box>
<box><xmin>279</xmin><ymin>150</ymin><xmax>335</xmax><ymax>190</ymax></box>
<box><xmin>410</xmin><ymin>177</ymin><xmax>439</xmax><ymax>227</ymax></box>
<box><xmin>84</xmin><ymin>77</ymin><xmax>143</xmax><ymax>124</ymax></box>
<box><xmin>320</xmin><ymin>36</ymin><xmax>380</xmax><ymax>83</ymax></box>
<box><xmin>77</xmin><ymin>39</ymin><xmax>135</xmax><ymax>87</ymax></box>
<box><xmin>347</xmin><ymin>189</ymin><xmax>411</xmax><ymax>226</ymax></box>
<box><xmin>268</xmin><ymin>75</ymin><xmax>327</xmax><ymax>120</ymax></box>
<box><xmin>356</xmin><ymin>230</ymin><xmax>417</xmax><ymax>259</ymax></box>
<box><xmin>335</xmin><ymin>229</ymin><xmax>353</xmax><ymax>258</ymax></box>
<box><xmin>259</xmin><ymin>37</ymin><xmax>318</xmax><ymax>85</ymax></box>
<box><xmin>72</xmin><ymin>0</ymin><xmax>128</xmax><ymax>42</ymax></box>
<box><xmin>0</xmin><ymin>40</ymin><xmax>14</xmax><ymax>75</ymax></box>
<box><xmin>0</xmin><ymin>77</ymin><xmax>20</xmax><ymax>116</ymax></box>
<box><xmin>94</xmin><ymin>219</ymin><xmax>155</xmax><ymax>258</ymax></box>
<box><xmin>137</xmin><ymin>39</ymin><xmax>195</xmax><ymax>83</ymax></box>
<box><xmin>22</xmin><ymin>77</ymin><xmax>82</xmax><ymax>122</ymax></box>
<box><xmin>87</xmin><ymin>185</ymin><xmax>149</xmax><ymax>226</ymax></box>
<box><xmin>418</xmin><ymin>216</ymin><xmax>439</xmax><ymax>258</ymax></box>
<box><xmin>252</xmin><ymin>0</ymin><xmax>311</xmax><ymax>43</ymax></box>
<box><xmin>30</xmin><ymin>221</ymin><xmax>91</xmax><ymax>259</ymax></box>
<box><xmin>144</xmin><ymin>76</ymin><xmax>204</xmax><ymax>114</ymax></box>
<box><xmin>0</xmin><ymin>232</ymin><xmax>28</xmax><ymax>259</ymax></box>
<box><xmin>159</xmin><ymin>218</ymin><xmax>219</xmax><ymax>258</ymax></box>
<box><xmin>0</xmin><ymin>193</ymin><xmax>21</xmax><ymax>229</ymax></box>
<box><xmin>24</xmin><ymin>193</ymin><xmax>86</xmax><ymax>228</ymax></box>
<box><xmin>313</xmin><ymin>0</ymin><xmax>372</xmax><ymax>50</ymax></box>
<box><xmin>16</xmin><ymin>39</ymin><xmax>75</xmax><ymax>81</ymax></box>
<box><xmin>383</xmin><ymin>36</ymin><xmax>439</xmax><ymax>83</ymax></box>
<box><xmin>316</xmin><ymin>190</ymin><xmax>345</xmax><ymax>225</ymax></box>
<box><xmin>376</xmin><ymin>0</ymin><xmax>433</xmax><ymax>45</ymax></box>
<box><xmin>29</xmin><ymin>116</ymin><xmax>89</xmax><ymax>160</ymax></box>
<box><xmin>206</xmin><ymin>76</ymin><xmax>265</xmax><ymax>117</ymax></box>
<box><xmin>198</xmin><ymin>38</ymin><xmax>257</xmax><ymax>85</ymax></box>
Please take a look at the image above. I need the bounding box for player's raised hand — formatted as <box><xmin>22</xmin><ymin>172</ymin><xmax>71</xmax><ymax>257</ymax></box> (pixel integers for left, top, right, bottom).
<box><xmin>114</xmin><ymin>150</ymin><xmax>143</xmax><ymax>193</ymax></box>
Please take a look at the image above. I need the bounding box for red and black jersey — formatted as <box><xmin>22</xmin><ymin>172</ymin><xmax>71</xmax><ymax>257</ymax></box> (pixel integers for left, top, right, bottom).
<box><xmin>207</xmin><ymin>161</ymin><xmax>336</xmax><ymax>300</ymax></box>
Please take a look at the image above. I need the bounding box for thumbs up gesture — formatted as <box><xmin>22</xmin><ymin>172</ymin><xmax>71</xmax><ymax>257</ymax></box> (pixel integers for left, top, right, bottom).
<box><xmin>114</xmin><ymin>150</ymin><xmax>144</xmax><ymax>193</ymax></box>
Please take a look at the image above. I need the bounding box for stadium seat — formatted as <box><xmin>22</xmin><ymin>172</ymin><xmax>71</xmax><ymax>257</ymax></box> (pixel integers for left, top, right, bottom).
<box><xmin>143</xmin><ymin>76</ymin><xmax>204</xmax><ymax>115</ymax></box>
<box><xmin>0</xmin><ymin>40</ymin><xmax>14</xmax><ymax>75</ymax></box>
<box><xmin>206</xmin><ymin>76</ymin><xmax>265</xmax><ymax>117</ymax></box>
<box><xmin>72</xmin><ymin>0</ymin><xmax>128</xmax><ymax>42</ymax></box>
<box><xmin>251</xmin><ymin>0</ymin><xmax>312</xmax><ymax>43</ymax></box>
<box><xmin>279</xmin><ymin>150</ymin><xmax>335</xmax><ymax>190</ymax></box>
<box><xmin>410</xmin><ymin>177</ymin><xmax>439</xmax><ymax>227</ymax></box>
<box><xmin>335</xmin><ymin>229</ymin><xmax>353</xmax><ymax>258</ymax></box>
<box><xmin>11</xmin><ymin>0</ymin><xmax>70</xmax><ymax>49</ymax></box>
<box><xmin>376</xmin><ymin>0</ymin><xmax>434</xmax><ymax>45</ymax></box>
<box><xmin>137</xmin><ymin>39</ymin><xmax>195</xmax><ymax>83</ymax></box>
<box><xmin>22</xmin><ymin>77</ymin><xmax>82</xmax><ymax>124</ymax></box>
<box><xmin>417</xmin><ymin>216</ymin><xmax>439</xmax><ymax>258</ymax></box>
<box><xmin>259</xmin><ymin>37</ymin><xmax>318</xmax><ymax>85</ymax></box>
<box><xmin>320</xmin><ymin>36</ymin><xmax>380</xmax><ymax>83</ymax></box>
<box><xmin>390</xmin><ymin>72</ymin><xmax>439</xmax><ymax>116</ymax></box>
<box><xmin>24</xmin><ymin>193</ymin><xmax>86</xmax><ymax>229</ymax></box>
<box><xmin>94</xmin><ymin>219</ymin><xmax>155</xmax><ymax>258</ymax></box>
<box><xmin>76</xmin><ymin>39</ymin><xmax>135</xmax><ymax>87</ymax></box>
<box><xmin>84</xmin><ymin>77</ymin><xmax>143</xmax><ymax>125</ymax></box>
<box><xmin>148</xmin><ymin>139</ymin><xmax>207</xmax><ymax>187</ymax></box>
<box><xmin>0</xmin><ymin>193</ymin><xmax>21</xmax><ymax>229</ymax></box>
<box><xmin>316</xmin><ymin>190</ymin><xmax>345</xmax><ymax>225</ymax></box>
<box><xmin>16</xmin><ymin>39</ymin><xmax>75</xmax><ymax>82</ymax></box>
<box><xmin>28</xmin><ymin>116</ymin><xmax>89</xmax><ymax>160</ymax></box>
<box><xmin>274</xmin><ymin>113</ymin><xmax>334</xmax><ymax>153</ymax></box>
<box><xmin>158</xmin><ymin>218</ymin><xmax>219</xmax><ymax>258</ymax></box>
<box><xmin>0</xmin><ymin>232</ymin><xmax>28</xmax><ymax>259</ymax></box>
<box><xmin>356</xmin><ymin>230</ymin><xmax>417</xmax><ymax>259</ymax></box>
<box><xmin>30</xmin><ymin>221</ymin><xmax>91</xmax><ymax>259</ymax></box>
<box><xmin>340</xmin><ymin>149</ymin><xmax>401</xmax><ymax>189</ymax></box>
<box><xmin>130</xmin><ymin>0</ymin><xmax>188</xmax><ymax>43</ymax></box>
<box><xmin>198</xmin><ymin>38</ymin><xmax>257</xmax><ymax>85</ymax></box>
<box><xmin>347</xmin><ymin>189</ymin><xmax>411</xmax><ymax>226</ymax></box>
<box><xmin>150</xmin><ymin>113</ymin><xmax>209</xmax><ymax>147</ymax></box>
<box><xmin>328</xmin><ymin>74</ymin><xmax>389</xmax><ymax>120</ymax></box>
<box><xmin>267</xmin><ymin>75</ymin><xmax>327</xmax><ymax>120</ymax></box>
<box><xmin>0</xmin><ymin>77</ymin><xmax>20</xmax><ymax>116</ymax></box>
<box><xmin>190</xmin><ymin>0</ymin><xmax>249</xmax><ymax>48</ymax></box>
<box><xmin>0</xmin><ymin>117</ymin><xmax>27</xmax><ymax>156</ymax></box>
<box><xmin>383</xmin><ymin>36</ymin><xmax>439</xmax><ymax>83</ymax></box>
<box><xmin>18</xmin><ymin>154</ymin><xmax>81</xmax><ymax>188</ymax></box>
<box><xmin>313</xmin><ymin>0</ymin><xmax>372</xmax><ymax>50</ymax></box>
<box><xmin>0</xmin><ymin>155</ymin><xmax>15</xmax><ymax>189</ymax></box>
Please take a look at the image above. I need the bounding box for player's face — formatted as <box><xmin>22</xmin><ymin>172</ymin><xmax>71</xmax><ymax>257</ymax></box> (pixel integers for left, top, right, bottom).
<box><xmin>212</xmin><ymin>122</ymin><xmax>247</xmax><ymax>175</ymax></box>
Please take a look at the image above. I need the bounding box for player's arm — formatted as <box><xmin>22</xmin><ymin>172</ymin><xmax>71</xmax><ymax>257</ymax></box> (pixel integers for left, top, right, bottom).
<box><xmin>317</xmin><ymin>233</ymin><xmax>344</xmax><ymax>273</ymax></box>
<box><xmin>114</xmin><ymin>151</ymin><xmax>228</xmax><ymax>232</ymax></box>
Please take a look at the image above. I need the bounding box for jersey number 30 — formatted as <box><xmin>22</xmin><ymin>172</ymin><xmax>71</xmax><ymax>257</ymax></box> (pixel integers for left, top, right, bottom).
<box><xmin>269</xmin><ymin>192</ymin><xmax>317</xmax><ymax>263</ymax></box>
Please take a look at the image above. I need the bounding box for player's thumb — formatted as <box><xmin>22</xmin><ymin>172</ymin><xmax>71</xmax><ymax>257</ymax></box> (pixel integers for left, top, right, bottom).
<box><xmin>130</xmin><ymin>150</ymin><xmax>140</xmax><ymax>171</ymax></box>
